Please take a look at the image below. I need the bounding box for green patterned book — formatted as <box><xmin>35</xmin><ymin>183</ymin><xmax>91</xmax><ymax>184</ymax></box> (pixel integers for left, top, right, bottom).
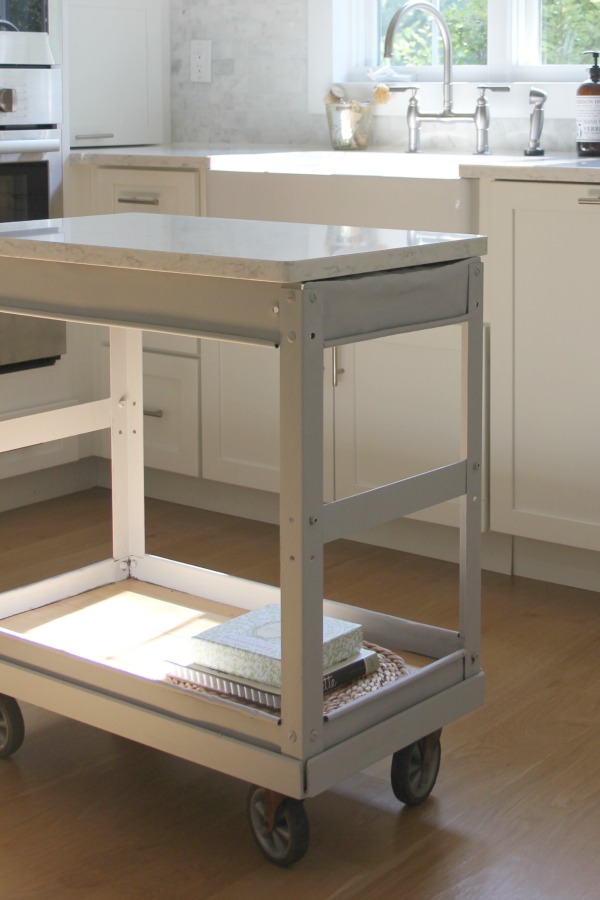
<box><xmin>189</xmin><ymin>604</ymin><xmax>363</xmax><ymax>688</ymax></box>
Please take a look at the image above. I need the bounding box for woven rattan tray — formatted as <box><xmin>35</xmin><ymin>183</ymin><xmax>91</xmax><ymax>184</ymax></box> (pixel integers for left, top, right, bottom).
<box><xmin>165</xmin><ymin>641</ymin><xmax>410</xmax><ymax>714</ymax></box>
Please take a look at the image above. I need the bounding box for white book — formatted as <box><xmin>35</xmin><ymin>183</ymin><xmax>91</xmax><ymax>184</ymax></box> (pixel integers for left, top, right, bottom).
<box><xmin>166</xmin><ymin>646</ymin><xmax>380</xmax><ymax>710</ymax></box>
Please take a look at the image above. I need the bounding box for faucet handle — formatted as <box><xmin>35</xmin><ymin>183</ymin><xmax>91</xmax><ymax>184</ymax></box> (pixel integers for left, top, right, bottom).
<box><xmin>388</xmin><ymin>85</ymin><xmax>420</xmax><ymax>109</ymax></box>
<box><xmin>387</xmin><ymin>85</ymin><xmax>419</xmax><ymax>94</ymax></box>
<box><xmin>477</xmin><ymin>84</ymin><xmax>511</xmax><ymax>99</ymax></box>
<box><xmin>386</xmin><ymin>86</ymin><xmax>421</xmax><ymax>153</ymax></box>
<box><xmin>473</xmin><ymin>85</ymin><xmax>510</xmax><ymax>155</ymax></box>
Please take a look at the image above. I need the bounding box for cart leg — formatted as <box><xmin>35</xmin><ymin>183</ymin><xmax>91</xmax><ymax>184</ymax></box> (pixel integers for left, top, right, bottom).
<box><xmin>247</xmin><ymin>785</ymin><xmax>310</xmax><ymax>867</ymax></box>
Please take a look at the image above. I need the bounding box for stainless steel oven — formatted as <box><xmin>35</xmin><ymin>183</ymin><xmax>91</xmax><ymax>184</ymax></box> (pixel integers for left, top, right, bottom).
<box><xmin>0</xmin><ymin>0</ymin><xmax>62</xmax><ymax>66</ymax></box>
<box><xmin>0</xmin><ymin>4</ymin><xmax>65</xmax><ymax>373</ymax></box>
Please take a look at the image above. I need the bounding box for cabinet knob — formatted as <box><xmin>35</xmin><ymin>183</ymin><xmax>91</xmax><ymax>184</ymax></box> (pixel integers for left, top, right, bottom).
<box><xmin>0</xmin><ymin>88</ymin><xmax>15</xmax><ymax>113</ymax></box>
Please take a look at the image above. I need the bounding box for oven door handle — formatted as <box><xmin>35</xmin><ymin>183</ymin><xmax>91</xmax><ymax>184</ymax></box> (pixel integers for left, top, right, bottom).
<box><xmin>0</xmin><ymin>139</ymin><xmax>61</xmax><ymax>154</ymax></box>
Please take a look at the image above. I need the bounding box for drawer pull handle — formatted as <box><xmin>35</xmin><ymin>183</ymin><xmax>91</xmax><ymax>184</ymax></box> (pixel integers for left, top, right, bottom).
<box><xmin>332</xmin><ymin>346</ymin><xmax>345</xmax><ymax>387</ymax></box>
<box><xmin>143</xmin><ymin>408</ymin><xmax>163</xmax><ymax>418</ymax></box>
<box><xmin>74</xmin><ymin>133</ymin><xmax>115</xmax><ymax>140</ymax></box>
<box><xmin>578</xmin><ymin>197</ymin><xmax>600</xmax><ymax>205</ymax></box>
<box><xmin>118</xmin><ymin>197</ymin><xmax>160</xmax><ymax>206</ymax></box>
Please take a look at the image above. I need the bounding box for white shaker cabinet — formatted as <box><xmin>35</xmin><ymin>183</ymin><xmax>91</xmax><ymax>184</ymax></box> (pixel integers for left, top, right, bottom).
<box><xmin>202</xmin><ymin>325</ymin><xmax>481</xmax><ymax>529</ymax></box>
<box><xmin>201</xmin><ymin>341</ymin><xmax>281</xmax><ymax>494</ymax></box>
<box><xmin>68</xmin><ymin>0</ymin><xmax>170</xmax><ymax>148</ymax></box>
<box><xmin>485</xmin><ymin>180</ymin><xmax>600</xmax><ymax>552</ymax></box>
<box><xmin>95</xmin><ymin>343</ymin><xmax>199</xmax><ymax>477</ymax></box>
<box><xmin>84</xmin><ymin>161</ymin><xmax>201</xmax><ymax>475</ymax></box>
<box><xmin>333</xmin><ymin>326</ymin><xmax>480</xmax><ymax>528</ymax></box>
<box><xmin>202</xmin><ymin>174</ymin><xmax>480</xmax><ymax>527</ymax></box>
<box><xmin>201</xmin><ymin>340</ymin><xmax>336</xmax><ymax>499</ymax></box>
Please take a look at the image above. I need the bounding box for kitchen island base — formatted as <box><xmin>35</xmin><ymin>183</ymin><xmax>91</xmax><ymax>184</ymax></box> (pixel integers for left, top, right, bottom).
<box><xmin>0</xmin><ymin>214</ymin><xmax>485</xmax><ymax>865</ymax></box>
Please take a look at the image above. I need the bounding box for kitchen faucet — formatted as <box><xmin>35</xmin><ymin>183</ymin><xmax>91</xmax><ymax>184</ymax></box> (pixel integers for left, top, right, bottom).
<box><xmin>383</xmin><ymin>0</ymin><xmax>509</xmax><ymax>153</ymax></box>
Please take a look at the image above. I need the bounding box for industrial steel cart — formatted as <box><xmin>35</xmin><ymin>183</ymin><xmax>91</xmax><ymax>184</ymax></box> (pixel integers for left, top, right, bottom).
<box><xmin>0</xmin><ymin>214</ymin><xmax>485</xmax><ymax>866</ymax></box>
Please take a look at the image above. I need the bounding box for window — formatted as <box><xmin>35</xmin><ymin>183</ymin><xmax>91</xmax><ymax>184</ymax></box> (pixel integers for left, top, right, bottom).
<box><xmin>378</xmin><ymin>0</ymin><xmax>600</xmax><ymax>69</ymax></box>
<box><xmin>308</xmin><ymin>0</ymin><xmax>599</xmax><ymax>116</ymax></box>
<box><xmin>380</xmin><ymin>1</ymin><xmax>487</xmax><ymax>67</ymax></box>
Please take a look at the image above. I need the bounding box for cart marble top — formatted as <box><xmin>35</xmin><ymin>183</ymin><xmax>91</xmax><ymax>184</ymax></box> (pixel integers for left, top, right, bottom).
<box><xmin>0</xmin><ymin>214</ymin><xmax>486</xmax><ymax>284</ymax></box>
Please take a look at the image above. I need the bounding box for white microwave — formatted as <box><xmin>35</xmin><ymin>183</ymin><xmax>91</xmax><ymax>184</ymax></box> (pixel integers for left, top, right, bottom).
<box><xmin>0</xmin><ymin>0</ymin><xmax>62</xmax><ymax>66</ymax></box>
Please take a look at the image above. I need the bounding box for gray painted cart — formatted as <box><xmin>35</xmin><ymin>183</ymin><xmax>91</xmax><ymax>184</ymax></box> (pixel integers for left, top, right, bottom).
<box><xmin>0</xmin><ymin>214</ymin><xmax>485</xmax><ymax>865</ymax></box>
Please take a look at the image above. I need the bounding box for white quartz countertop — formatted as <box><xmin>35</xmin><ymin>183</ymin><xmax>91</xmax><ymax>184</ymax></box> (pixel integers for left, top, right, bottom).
<box><xmin>459</xmin><ymin>155</ymin><xmax>600</xmax><ymax>182</ymax></box>
<box><xmin>69</xmin><ymin>144</ymin><xmax>304</xmax><ymax>172</ymax></box>
<box><xmin>0</xmin><ymin>214</ymin><xmax>486</xmax><ymax>284</ymax></box>
<box><xmin>208</xmin><ymin>150</ymin><xmax>600</xmax><ymax>183</ymax></box>
<box><xmin>70</xmin><ymin>144</ymin><xmax>600</xmax><ymax>183</ymax></box>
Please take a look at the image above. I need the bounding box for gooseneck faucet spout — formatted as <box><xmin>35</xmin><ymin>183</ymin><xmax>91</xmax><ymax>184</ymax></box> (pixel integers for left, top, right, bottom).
<box><xmin>384</xmin><ymin>1</ymin><xmax>453</xmax><ymax>114</ymax></box>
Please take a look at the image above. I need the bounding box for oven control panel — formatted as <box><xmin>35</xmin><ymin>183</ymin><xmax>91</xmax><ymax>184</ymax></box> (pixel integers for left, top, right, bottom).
<box><xmin>0</xmin><ymin>67</ymin><xmax>62</xmax><ymax>127</ymax></box>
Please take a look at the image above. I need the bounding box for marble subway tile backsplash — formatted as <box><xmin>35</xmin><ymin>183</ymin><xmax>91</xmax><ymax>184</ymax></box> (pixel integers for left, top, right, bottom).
<box><xmin>170</xmin><ymin>0</ymin><xmax>325</xmax><ymax>146</ymax></box>
<box><xmin>169</xmin><ymin>0</ymin><xmax>576</xmax><ymax>151</ymax></box>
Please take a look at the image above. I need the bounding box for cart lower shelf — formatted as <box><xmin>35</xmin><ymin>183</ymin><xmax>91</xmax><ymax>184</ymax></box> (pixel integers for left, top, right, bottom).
<box><xmin>0</xmin><ymin>576</ymin><xmax>482</xmax><ymax>865</ymax></box>
<box><xmin>0</xmin><ymin>582</ymin><xmax>441</xmax><ymax>867</ymax></box>
<box><xmin>1</xmin><ymin>578</ymin><xmax>430</xmax><ymax>716</ymax></box>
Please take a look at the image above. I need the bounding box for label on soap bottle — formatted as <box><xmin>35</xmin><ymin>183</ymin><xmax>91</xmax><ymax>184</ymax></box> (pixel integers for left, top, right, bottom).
<box><xmin>576</xmin><ymin>96</ymin><xmax>600</xmax><ymax>141</ymax></box>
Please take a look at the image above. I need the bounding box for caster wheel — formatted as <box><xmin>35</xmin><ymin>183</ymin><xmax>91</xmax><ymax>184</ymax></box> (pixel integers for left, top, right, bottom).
<box><xmin>391</xmin><ymin>729</ymin><xmax>442</xmax><ymax>807</ymax></box>
<box><xmin>0</xmin><ymin>694</ymin><xmax>25</xmax><ymax>759</ymax></box>
<box><xmin>247</xmin><ymin>785</ymin><xmax>309</xmax><ymax>867</ymax></box>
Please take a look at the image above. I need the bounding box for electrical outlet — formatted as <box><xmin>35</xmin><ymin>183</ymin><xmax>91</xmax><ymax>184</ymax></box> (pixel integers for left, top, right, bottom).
<box><xmin>190</xmin><ymin>39</ymin><xmax>212</xmax><ymax>83</ymax></box>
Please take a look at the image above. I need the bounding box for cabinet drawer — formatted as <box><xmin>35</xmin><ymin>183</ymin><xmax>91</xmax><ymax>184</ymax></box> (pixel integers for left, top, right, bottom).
<box><xmin>95</xmin><ymin>347</ymin><xmax>199</xmax><ymax>476</ymax></box>
<box><xmin>95</xmin><ymin>168</ymin><xmax>200</xmax><ymax>216</ymax></box>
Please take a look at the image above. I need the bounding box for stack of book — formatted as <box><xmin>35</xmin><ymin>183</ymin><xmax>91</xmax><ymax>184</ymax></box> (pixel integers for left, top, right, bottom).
<box><xmin>166</xmin><ymin>603</ymin><xmax>379</xmax><ymax>710</ymax></box>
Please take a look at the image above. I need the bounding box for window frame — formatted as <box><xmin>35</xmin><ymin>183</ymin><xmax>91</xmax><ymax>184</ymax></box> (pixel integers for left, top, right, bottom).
<box><xmin>308</xmin><ymin>0</ymin><xmax>581</xmax><ymax>118</ymax></box>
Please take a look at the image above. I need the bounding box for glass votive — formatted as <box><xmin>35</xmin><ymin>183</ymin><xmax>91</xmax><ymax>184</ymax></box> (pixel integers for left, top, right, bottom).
<box><xmin>326</xmin><ymin>101</ymin><xmax>374</xmax><ymax>151</ymax></box>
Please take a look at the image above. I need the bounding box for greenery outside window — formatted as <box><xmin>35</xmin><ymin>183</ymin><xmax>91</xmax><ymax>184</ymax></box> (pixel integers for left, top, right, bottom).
<box><xmin>378</xmin><ymin>0</ymin><xmax>600</xmax><ymax>71</ymax></box>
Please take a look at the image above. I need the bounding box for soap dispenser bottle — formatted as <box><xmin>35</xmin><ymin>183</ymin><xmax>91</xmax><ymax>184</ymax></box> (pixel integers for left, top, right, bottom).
<box><xmin>576</xmin><ymin>50</ymin><xmax>600</xmax><ymax>156</ymax></box>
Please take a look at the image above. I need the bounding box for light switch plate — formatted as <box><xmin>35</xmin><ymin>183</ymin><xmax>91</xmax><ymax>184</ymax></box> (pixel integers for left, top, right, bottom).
<box><xmin>190</xmin><ymin>39</ymin><xmax>211</xmax><ymax>83</ymax></box>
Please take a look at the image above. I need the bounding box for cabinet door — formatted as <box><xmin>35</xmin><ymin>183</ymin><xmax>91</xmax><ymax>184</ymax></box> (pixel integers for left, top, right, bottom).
<box><xmin>200</xmin><ymin>340</ymin><xmax>335</xmax><ymax>499</ymax></box>
<box><xmin>488</xmin><ymin>181</ymin><xmax>600</xmax><ymax>551</ymax></box>
<box><xmin>201</xmin><ymin>341</ymin><xmax>280</xmax><ymax>493</ymax></box>
<box><xmin>200</xmin><ymin>333</ymin><xmax>480</xmax><ymax>529</ymax></box>
<box><xmin>95</xmin><ymin>346</ymin><xmax>199</xmax><ymax>476</ymax></box>
<box><xmin>68</xmin><ymin>0</ymin><xmax>169</xmax><ymax>148</ymax></box>
<box><xmin>334</xmin><ymin>327</ymin><xmax>487</xmax><ymax>528</ymax></box>
<box><xmin>95</xmin><ymin>168</ymin><xmax>200</xmax><ymax>216</ymax></box>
